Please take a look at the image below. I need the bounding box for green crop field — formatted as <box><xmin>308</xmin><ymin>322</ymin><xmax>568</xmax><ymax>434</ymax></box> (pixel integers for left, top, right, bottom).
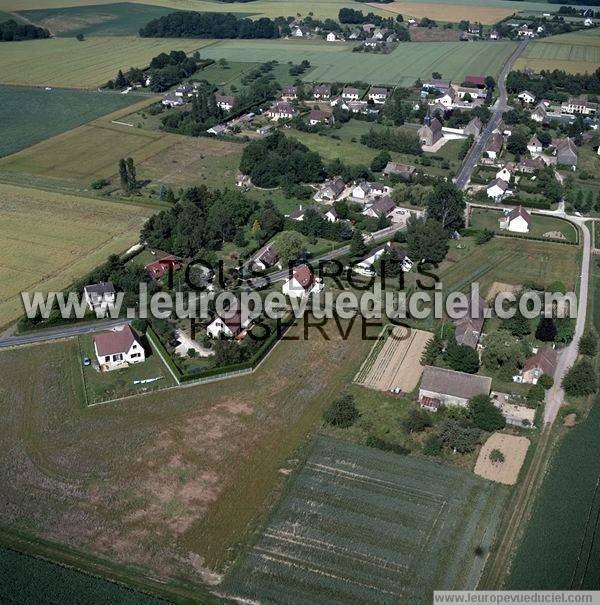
<box><xmin>469</xmin><ymin>208</ymin><xmax>579</xmax><ymax>243</ymax></box>
<box><xmin>0</xmin><ymin>36</ymin><xmax>212</xmax><ymax>88</ymax></box>
<box><xmin>0</xmin><ymin>85</ymin><xmax>144</xmax><ymax>158</ymax></box>
<box><xmin>202</xmin><ymin>39</ymin><xmax>518</xmax><ymax>86</ymax></box>
<box><xmin>515</xmin><ymin>29</ymin><xmax>600</xmax><ymax>74</ymax></box>
<box><xmin>18</xmin><ymin>2</ymin><xmax>182</xmax><ymax>37</ymax></box>
<box><xmin>0</xmin><ymin>547</ymin><xmax>166</xmax><ymax>604</ymax></box>
<box><xmin>0</xmin><ymin>182</ymin><xmax>153</xmax><ymax>329</ymax></box>
<box><xmin>222</xmin><ymin>435</ymin><xmax>508</xmax><ymax>604</ymax></box>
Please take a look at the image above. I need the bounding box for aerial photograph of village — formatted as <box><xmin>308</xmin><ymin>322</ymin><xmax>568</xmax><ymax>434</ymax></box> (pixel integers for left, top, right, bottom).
<box><xmin>0</xmin><ymin>0</ymin><xmax>599</xmax><ymax>602</ymax></box>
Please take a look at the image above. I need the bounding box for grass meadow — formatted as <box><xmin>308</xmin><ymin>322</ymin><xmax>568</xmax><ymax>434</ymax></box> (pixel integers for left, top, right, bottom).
<box><xmin>514</xmin><ymin>29</ymin><xmax>600</xmax><ymax>74</ymax></box>
<box><xmin>0</xmin><ymin>36</ymin><xmax>212</xmax><ymax>88</ymax></box>
<box><xmin>0</xmin><ymin>319</ymin><xmax>376</xmax><ymax>598</ymax></box>
<box><xmin>223</xmin><ymin>435</ymin><xmax>508</xmax><ymax>604</ymax></box>
<box><xmin>0</xmin><ymin>85</ymin><xmax>144</xmax><ymax>157</ymax></box>
<box><xmin>0</xmin><ymin>182</ymin><xmax>153</xmax><ymax>329</ymax></box>
<box><xmin>201</xmin><ymin>39</ymin><xmax>518</xmax><ymax>86</ymax></box>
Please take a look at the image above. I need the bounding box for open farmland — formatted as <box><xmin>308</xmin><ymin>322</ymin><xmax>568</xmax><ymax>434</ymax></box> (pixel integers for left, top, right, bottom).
<box><xmin>369</xmin><ymin>2</ymin><xmax>516</xmax><ymax>25</ymax></box>
<box><xmin>0</xmin><ymin>183</ymin><xmax>153</xmax><ymax>328</ymax></box>
<box><xmin>0</xmin><ymin>85</ymin><xmax>144</xmax><ymax>158</ymax></box>
<box><xmin>201</xmin><ymin>39</ymin><xmax>518</xmax><ymax>86</ymax></box>
<box><xmin>223</xmin><ymin>436</ymin><xmax>508</xmax><ymax>604</ymax></box>
<box><xmin>0</xmin><ymin>319</ymin><xmax>375</xmax><ymax>599</ymax></box>
<box><xmin>0</xmin><ymin>99</ymin><xmax>244</xmax><ymax>192</ymax></box>
<box><xmin>18</xmin><ymin>2</ymin><xmax>181</xmax><ymax>37</ymax></box>
<box><xmin>0</xmin><ymin>36</ymin><xmax>212</xmax><ymax>88</ymax></box>
<box><xmin>355</xmin><ymin>326</ymin><xmax>432</xmax><ymax>392</ymax></box>
<box><xmin>0</xmin><ymin>0</ymin><xmax>391</xmax><ymax>20</ymax></box>
<box><xmin>514</xmin><ymin>29</ymin><xmax>600</xmax><ymax>74</ymax></box>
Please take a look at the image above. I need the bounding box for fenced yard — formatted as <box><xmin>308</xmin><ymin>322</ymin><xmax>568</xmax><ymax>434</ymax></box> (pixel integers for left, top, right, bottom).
<box><xmin>222</xmin><ymin>436</ymin><xmax>508</xmax><ymax>604</ymax></box>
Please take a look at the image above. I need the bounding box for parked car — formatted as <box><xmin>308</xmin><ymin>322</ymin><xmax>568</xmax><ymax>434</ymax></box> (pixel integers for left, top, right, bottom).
<box><xmin>82</xmin><ymin>357</ymin><xmax>91</xmax><ymax>366</ymax></box>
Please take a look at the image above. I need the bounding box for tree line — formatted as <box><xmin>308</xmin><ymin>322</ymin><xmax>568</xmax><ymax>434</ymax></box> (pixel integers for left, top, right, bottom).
<box><xmin>507</xmin><ymin>68</ymin><xmax>600</xmax><ymax>99</ymax></box>
<box><xmin>139</xmin><ymin>11</ymin><xmax>281</xmax><ymax>39</ymax></box>
<box><xmin>0</xmin><ymin>19</ymin><xmax>50</xmax><ymax>41</ymax></box>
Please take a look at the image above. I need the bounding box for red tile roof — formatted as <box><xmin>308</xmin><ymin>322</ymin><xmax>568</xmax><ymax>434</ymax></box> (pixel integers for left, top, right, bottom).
<box><xmin>94</xmin><ymin>325</ymin><xmax>138</xmax><ymax>357</ymax></box>
<box><xmin>293</xmin><ymin>264</ymin><xmax>315</xmax><ymax>290</ymax></box>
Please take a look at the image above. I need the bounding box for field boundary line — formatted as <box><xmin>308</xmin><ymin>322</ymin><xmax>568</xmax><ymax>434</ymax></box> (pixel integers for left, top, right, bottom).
<box><xmin>74</xmin><ymin>335</ymin><xmax>90</xmax><ymax>408</ymax></box>
<box><xmin>353</xmin><ymin>323</ymin><xmax>390</xmax><ymax>383</ymax></box>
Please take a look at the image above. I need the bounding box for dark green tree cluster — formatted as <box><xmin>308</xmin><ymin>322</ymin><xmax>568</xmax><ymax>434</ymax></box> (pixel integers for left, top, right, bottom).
<box><xmin>405</xmin><ymin>216</ymin><xmax>449</xmax><ymax>263</ymax></box>
<box><xmin>323</xmin><ymin>393</ymin><xmax>360</xmax><ymax>428</ymax></box>
<box><xmin>360</xmin><ymin>128</ymin><xmax>422</xmax><ymax>156</ymax></box>
<box><xmin>239</xmin><ymin>131</ymin><xmax>324</xmax><ymax>188</ymax></box>
<box><xmin>140</xmin><ymin>11</ymin><xmax>280</xmax><ymax>39</ymax></box>
<box><xmin>507</xmin><ymin>68</ymin><xmax>600</xmax><ymax>100</ymax></box>
<box><xmin>563</xmin><ymin>359</ymin><xmax>597</xmax><ymax>397</ymax></box>
<box><xmin>286</xmin><ymin>208</ymin><xmax>352</xmax><ymax>243</ymax></box>
<box><xmin>468</xmin><ymin>395</ymin><xmax>505</xmax><ymax>432</ymax></box>
<box><xmin>0</xmin><ymin>19</ymin><xmax>50</xmax><ymax>41</ymax></box>
<box><xmin>443</xmin><ymin>338</ymin><xmax>480</xmax><ymax>374</ymax></box>
<box><xmin>118</xmin><ymin>157</ymin><xmax>137</xmax><ymax>193</ymax></box>
<box><xmin>141</xmin><ymin>186</ymin><xmax>283</xmax><ymax>257</ymax></box>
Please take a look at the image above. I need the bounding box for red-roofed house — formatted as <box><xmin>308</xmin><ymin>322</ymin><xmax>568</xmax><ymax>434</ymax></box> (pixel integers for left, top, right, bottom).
<box><xmin>145</xmin><ymin>255</ymin><xmax>182</xmax><ymax>281</ymax></box>
<box><xmin>93</xmin><ymin>324</ymin><xmax>145</xmax><ymax>371</ymax></box>
<box><xmin>206</xmin><ymin>301</ymin><xmax>251</xmax><ymax>339</ymax></box>
<box><xmin>464</xmin><ymin>75</ymin><xmax>486</xmax><ymax>88</ymax></box>
<box><xmin>282</xmin><ymin>263</ymin><xmax>323</xmax><ymax>299</ymax></box>
<box><xmin>521</xmin><ymin>346</ymin><xmax>557</xmax><ymax>384</ymax></box>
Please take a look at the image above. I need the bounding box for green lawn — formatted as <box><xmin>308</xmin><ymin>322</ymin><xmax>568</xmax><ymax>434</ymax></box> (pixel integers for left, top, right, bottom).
<box><xmin>201</xmin><ymin>39</ymin><xmax>518</xmax><ymax>87</ymax></box>
<box><xmin>78</xmin><ymin>332</ymin><xmax>176</xmax><ymax>404</ymax></box>
<box><xmin>0</xmin><ymin>85</ymin><xmax>144</xmax><ymax>157</ymax></box>
<box><xmin>469</xmin><ymin>208</ymin><xmax>579</xmax><ymax>243</ymax></box>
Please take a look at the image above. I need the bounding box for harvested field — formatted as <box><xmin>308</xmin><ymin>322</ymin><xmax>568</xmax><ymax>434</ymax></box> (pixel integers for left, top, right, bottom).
<box><xmin>355</xmin><ymin>326</ymin><xmax>432</xmax><ymax>392</ymax></box>
<box><xmin>474</xmin><ymin>433</ymin><xmax>530</xmax><ymax>485</ymax></box>
<box><xmin>410</xmin><ymin>26</ymin><xmax>461</xmax><ymax>42</ymax></box>
<box><xmin>222</xmin><ymin>435</ymin><xmax>508</xmax><ymax>604</ymax></box>
<box><xmin>0</xmin><ymin>183</ymin><xmax>152</xmax><ymax>329</ymax></box>
<box><xmin>371</xmin><ymin>2</ymin><xmax>516</xmax><ymax>25</ymax></box>
<box><xmin>0</xmin><ymin>319</ymin><xmax>376</xmax><ymax>598</ymax></box>
<box><xmin>486</xmin><ymin>281</ymin><xmax>522</xmax><ymax>303</ymax></box>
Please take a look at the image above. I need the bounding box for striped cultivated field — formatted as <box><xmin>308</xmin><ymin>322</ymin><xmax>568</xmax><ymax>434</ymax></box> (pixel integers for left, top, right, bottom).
<box><xmin>0</xmin><ymin>36</ymin><xmax>212</xmax><ymax>88</ymax></box>
<box><xmin>355</xmin><ymin>326</ymin><xmax>432</xmax><ymax>392</ymax></box>
<box><xmin>223</xmin><ymin>436</ymin><xmax>508</xmax><ymax>605</ymax></box>
<box><xmin>514</xmin><ymin>29</ymin><xmax>600</xmax><ymax>74</ymax></box>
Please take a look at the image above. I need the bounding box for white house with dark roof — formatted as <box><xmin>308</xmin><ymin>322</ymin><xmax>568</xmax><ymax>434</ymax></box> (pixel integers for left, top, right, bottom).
<box><xmin>486</xmin><ymin>178</ymin><xmax>509</xmax><ymax>200</ymax></box>
<box><xmin>354</xmin><ymin>242</ymin><xmax>413</xmax><ymax>276</ymax></box>
<box><xmin>84</xmin><ymin>282</ymin><xmax>116</xmax><ymax>314</ymax></box>
<box><xmin>362</xmin><ymin>195</ymin><xmax>396</xmax><ymax>219</ymax></box>
<box><xmin>527</xmin><ymin>135</ymin><xmax>543</xmax><ymax>154</ymax></box>
<box><xmin>206</xmin><ymin>302</ymin><xmax>251</xmax><ymax>339</ymax></box>
<box><xmin>518</xmin><ymin>90</ymin><xmax>536</xmax><ymax>104</ymax></box>
<box><xmin>500</xmin><ymin>206</ymin><xmax>531</xmax><ymax>233</ymax></box>
<box><xmin>313</xmin><ymin>84</ymin><xmax>331</xmax><ymax>99</ymax></box>
<box><xmin>342</xmin><ymin>87</ymin><xmax>359</xmax><ymax>101</ymax></box>
<box><xmin>368</xmin><ymin>87</ymin><xmax>388</xmax><ymax>104</ymax></box>
<box><xmin>266</xmin><ymin>102</ymin><xmax>297</xmax><ymax>121</ymax></box>
<box><xmin>93</xmin><ymin>324</ymin><xmax>145</xmax><ymax>371</ymax></box>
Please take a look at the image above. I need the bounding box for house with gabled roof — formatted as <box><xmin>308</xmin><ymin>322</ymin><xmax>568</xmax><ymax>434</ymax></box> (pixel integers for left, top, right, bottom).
<box><xmin>418</xmin><ymin>117</ymin><xmax>443</xmax><ymax>147</ymax></box>
<box><xmin>281</xmin><ymin>85</ymin><xmax>298</xmax><ymax>100</ymax></box>
<box><xmin>362</xmin><ymin>195</ymin><xmax>396</xmax><ymax>219</ymax></box>
<box><xmin>383</xmin><ymin>162</ymin><xmax>416</xmax><ymax>179</ymax></box>
<box><xmin>368</xmin><ymin>87</ymin><xmax>388</xmax><ymax>104</ymax></box>
<box><xmin>500</xmin><ymin>206</ymin><xmax>531</xmax><ymax>233</ymax></box>
<box><xmin>520</xmin><ymin>346</ymin><xmax>557</xmax><ymax>384</ymax></box>
<box><xmin>313</xmin><ymin>84</ymin><xmax>331</xmax><ymax>99</ymax></box>
<box><xmin>342</xmin><ymin>87</ymin><xmax>359</xmax><ymax>100</ymax></box>
<box><xmin>145</xmin><ymin>254</ymin><xmax>182</xmax><ymax>282</ymax></box>
<box><xmin>251</xmin><ymin>244</ymin><xmax>279</xmax><ymax>271</ymax></box>
<box><xmin>419</xmin><ymin>366</ymin><xmax>492</xmax><ymax>408</ymax></box>
<box><xmin>315</xmin><ymin>177</ymin><xmax>345</xmax><ymax>202</ymax></box>
<box><xmin>486</xmin><ymin>178</ymin><xmax>509</xmax><ymax>200</ymax></box>
<box><xmin>266</xmin><ymin>101</ymin><xmax>297</xmax><ymax>121</ymax></box>
<box><xmin>464</xmin><ymin>116</ymin><xmax>482</xmax><ymax>139</ymax></box>
<box><xmin>282</xmin><ymin>263</ymin><xmax>323</xmax><ymax>299</ymax></box>
<box><xmin>518</xmin><ymin>90</ymin><xmax>535</xmax><ymax>104</ymax></box>
<box><xmin>485</xmin><ymin>132</ymin><xmax>504</xmax><ymax>160</ymax></box>
<box><xmin>452</xmin><ymin>295</ymin><xmax>487</xmax><ymax>349</ymax></box>
<box><xmin>554</xmin><ymin>138</ymin><xmax>578</xmax><ymax>167</ymax></box>
<box><xmin>206</xmin><ymin>301</ymin><xmax>252</xmax><ymax>339</ymax></box>
<box><xmin>527</xmin><ymin>135</ymin><xmax>543</xmax><ymax>154</ymax></box>
<box><xmin>93</xmin><ymin>324</ymin><xmax>145</xmax><ymax>371</ymax></box>
<box><xmin>215</xmin><ymin>95</ymin><xmax>235</xmax><ymax>112</ymax></box>
<box><xmin>308</xmin><ymin>109</ymin><xmax>334</xmax><ymax>126</ymax></box>
<box><xmin>84</xmin><ymin>282</ymin><xmax>116</xmax><ymax>314</ymax></box>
